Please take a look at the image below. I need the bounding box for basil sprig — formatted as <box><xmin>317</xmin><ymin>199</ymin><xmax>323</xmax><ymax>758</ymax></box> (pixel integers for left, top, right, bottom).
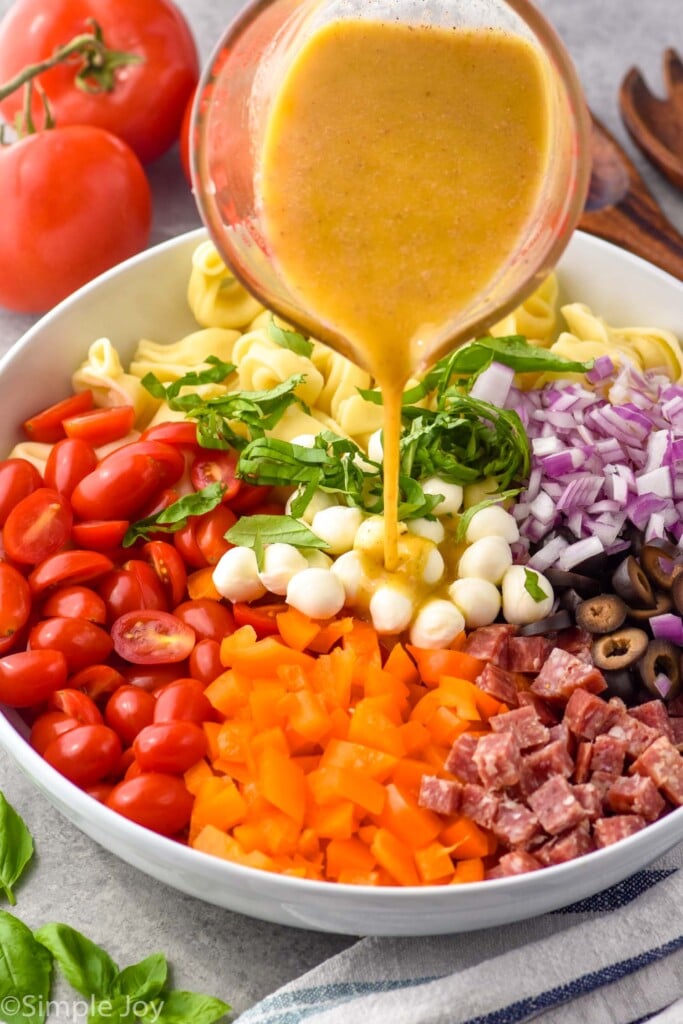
<box><xmin>123</xmin><ymin>483</ymin><xmax>226</xmax><ymax>547</ymax></box>
<box><xmin>0</xmin><ymin>911</ymin><xmax>52</xmax><ymax>1024</ymax></box>
<box><xmin>0</xmin><ymin>792</ymin><xmax>33</xmax><ymax>906</ymax></box>
<box><xmin>267</xmin><ymin>316</ymin><xmax>314</xmax><ymax>358</ymax></box>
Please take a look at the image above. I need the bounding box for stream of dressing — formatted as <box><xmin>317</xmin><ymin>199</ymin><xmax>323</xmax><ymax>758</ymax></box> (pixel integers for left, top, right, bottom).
<box><xmin>258</xmin><ymin>18</ymin><xmax>551</xmax><ymax>569</ymax></box>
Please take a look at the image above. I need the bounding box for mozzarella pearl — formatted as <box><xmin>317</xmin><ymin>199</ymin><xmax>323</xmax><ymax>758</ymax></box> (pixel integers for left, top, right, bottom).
<box><xmin>286</xmin><ymin>567</ymin><xmax>346</xmax><ymax>619</ymax></box>
<box><xmin>330</xmin><ymin>550</ymin><xmax>364</xmax><ymax>603</ymax></box>
<box><xmin>258</xmin><ymin>543</ymin><xmax>309</xmax><ymax>596</ymax></box>
<box><xmin>212</xmin><ymin>547</ymin><xmax>267</xmax><ymax>603</ymax></box>
<box><xmin>457</xmin><ymin>535</ymin><xmax>512</xmax><ymax>584</ymax></box>
<box><xmin>367</xmin><ymin>429</ymin><xmax>383</xmax><ymax>463</ymax></box>
<box><xmin>465</xmin><ymin>505</ymin><xmax>520</xmax><ymax>544</ymax></box>
<box><xmin>448</xmin><ymin>577</ymin><xmax>501</xmax><ymax>628</ymax></box>
<box><xmin>285</xmin><ymin>488</ymin><xmax>335</xmax><ymax>524</ymax></box>
<box><xmin>501</xmin><ymin>564</ymin><xmax>554</xmax><ymax>625</ymax></box>
<box><xmin>354</xmin><ymin>515</ymin><xmax>387</xmax><ymax>561</ymax></box>
<box><xmin>409</xmin><ymin>600</ymin><xmax>466</xmax><ymax>649</ymax></box>
<box><xmin>369</xmin><ymin>585</ymin><xmax>414</xmax><ymax>634</ymax></box>
<box><xmin>290</xmin><ymin>433</ymin><xmax>317</xmax><ymax>448</ymax></box>
<box><xmin>406</xmin><ymin>517</ymin><xmax>445</xmax><ymax>544</ymax></box>
<box><xmin>463</xmin><ymin>477</ymin><xmax>498</xmax><ymax>508</ymax></box>
<box><xmin>422</xmin><ymin>547</ymin><xmax>445</xmax><ymax>585</ymax></box>
<box><xmin>311</xmin><ymin>505</ymin><xmax>365</xmax><ymax>555</ymax></box>
<box><xmin>421</xmin><ymin>476</ymin><xmax>463</xmax><ymax>515</ymax></box>
<box><xmin>303</xmin><ymin>548</ymin><xmax>334</xmax><ymax>570</ymax></box>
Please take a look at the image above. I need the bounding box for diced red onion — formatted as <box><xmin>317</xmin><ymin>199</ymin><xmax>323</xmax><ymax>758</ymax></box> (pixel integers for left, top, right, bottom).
<box><xmin>635</xmin><ymin>467</ymin><xmax>672</xmax><ymax>499</ymax></box>
<box><xmin>469</xmin><ymin>361</ymin><xmax>515</xmax><ymax>406</ymax></box>
<box><xmin>650</xmin><ymin>613</ymin><xmax>683</xmax><ymax>646</ymax></box>
<box><xmin>653</xmin><ymin>674</ymin><xmax>673</xmax><ymax>699</ymax></box>
<box><xmin>527</xmin><ymin>534</ymin><xmax>568</xmax><ymax>572</ymax></box>
<box><xmin>586</xmin><ymin>355</ymin><xmax>615</xmax><ymax>383</ymax></box>
<box><xmin>557</xmin><ymin>536</ymin><xmax>605</xmax><ymax>571</ymax></box>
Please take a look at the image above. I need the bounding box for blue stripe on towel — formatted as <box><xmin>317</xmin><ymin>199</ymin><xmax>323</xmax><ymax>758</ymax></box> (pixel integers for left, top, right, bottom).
<box><xmin>552</xmin><ymin>869</ymin><xmax>676</xmax><ymax>914</ymax></box>
<box><xmin>237</xmin><ymin>977</ymin><xmax>441</xmax><ymax>1024</ymax></box>
<box><xmin>461</xmin><ymin>935</ymin><xmax>683</xmax><ymax>1024</ymax></box>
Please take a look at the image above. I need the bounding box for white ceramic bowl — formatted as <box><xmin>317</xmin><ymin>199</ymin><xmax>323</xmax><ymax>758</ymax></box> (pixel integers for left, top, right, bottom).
<box><xmin>1</xmin><ymin>228</ymin><xmax>682</xmax><ymax>936</ymax></box>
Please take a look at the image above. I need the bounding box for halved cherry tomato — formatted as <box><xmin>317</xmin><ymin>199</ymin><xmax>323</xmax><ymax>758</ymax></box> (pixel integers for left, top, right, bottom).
<box><xmin>29</xmin><ymin>617</ymin><xmax>114</xmax><ymax>673</ymax></box>
<box><xmin>105</xmin><ymin>685</ymin><xmax>157</xmax><ymax>745</ymax></box>
<box><xmin>22</xmin><ymin>390</ymin><xmax>94</xmax><ymax>443</ymax></box>
<box><xmin>0</xmin><ymin>458</ymin><xmax>43</xmax><ymax>525</ymax></box>
<box><xmin>30</xmin><ymin>710</ymin><xmax>79</xmax><ymax>755</ymax></box>
<box><xmin>188</xmin><ymin>638</ymin><xmax>222</xmax><ymax>685</ymax></box>
<box><xmin>111</xmin><ymin>610</ymin><xmax>195</xmax><ymax>665</ymax></box>
<box><xmin>133</xmin><ymin>720</ymin><xmax>207</xmax><ymax>775</ymax></box>
<box><xmin>173</xmin><ymin>518</ymin><xmax>208</xmax><ymax>569</ymax></box>
<box><xmin>29</xmin><ymin>550</ymin><xmax>114</xmax><ymax>595</ymax></box>
<box><xmin>0</xmin><ymin>563</ymin><xmax>32</xmax><ymax>655</ymax></box>
<box><xmin>233</xmin><ymin>601</ymin><xmax>288</xmax><ymax>638</ymax></box>
<box><xmin>105</xmin><ymin>773</ymin><xmax>193</xmax><ymax>836</ymax></box>
<box><xmin>173</xmin><ymin>598</ymin><xmax>235</xmax><ymax>643</ymax></box>
<box><xmin>98</xmin><ymin>569</ymin><xmax>151</xmax><ymax>625</ymax></box>
<box><xmin>44</xmin><ymin>438</ymin><xmax>98</xmax><ymax>498</ymax></box>
<box><xmin>42</xmin><ymin>585</ymin><xmax>107</xmax><ymax>624</ymax></box>
<box><xmin>122</xmin><ymin>560</ymin><xmax>169</xmax><ymax>612</ymax></box>
<box><xmin>0</xmin><ymin>649</ymin><xmax>68</xmax><ymax>706</ymax></box>
<box><xmin>190</xmin><ymin>449</ymin><xmax>241</xmax><ymax>503</ymax></box>
<box><xmin>142</xmin><ymin>541</ymin><xmax>187</xmax><ymax>608</ymax></box>
<box><xmin>194</xmin><ymin>505</ymin><xmax>237</xmax><ymax>566</ymax></box>
<box><xmin>71</xmin><ymin>441</ymin><xmax>184</xmax><ymax>521</ymax></box>
<box><xmin>64</xmin><ymin>405</ymin><xmax>136</xmax><ymax>448</ymax></box>
<box><xmin>48</xmin><ymin>688</ymin><xmax>103</xmax><ymax>725</ymax></box>
<box><xmin>120</xmin><ymin>661</ymin><xmax>188</xmax><ymax>693</ymax></box>
<box><xmin>69</xmin><ymin>663</ymin><xmax>127</xmax><ymax>702</ymax></box>
<box><xmin>43</xmin><ymin>723</ymin><xmax>122</xmax><ymax>786</ymax></box>
<box><xmin>154</xmin><ymin>679</ymin><xmax>214</xmax><ymax>725</ymax></box>
<box><xmin>141</xmin><ymin>422</ymin><xmax>199</xmax><ymax>448</ymax></box>
<box><xmin>71</xmin><ymin>520</ymin><xmax>130</xmax><ymax>552</ymax></box>
<box><xmin>138</xmin><ymin>487</ymin><xmax>181</xmax><ymax>521</ymax></box>
<box><xmin>3</xmin><ymin>488</ymin><xmax>72</xmax><ymax>565</ymax></box>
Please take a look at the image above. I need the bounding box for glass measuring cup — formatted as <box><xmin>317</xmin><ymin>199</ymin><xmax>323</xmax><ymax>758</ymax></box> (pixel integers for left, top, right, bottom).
<box><xmin>191</xmin><ymin>0</ymin><xmax>591</xmax><ymax>380</ymax></box>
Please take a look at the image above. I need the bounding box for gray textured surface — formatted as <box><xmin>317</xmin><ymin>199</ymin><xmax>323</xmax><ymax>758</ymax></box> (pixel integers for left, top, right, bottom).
<box><xmin>0</xmin><ymin>0</ymin><xmax>682</xmax><ymax>1018</ymax></box>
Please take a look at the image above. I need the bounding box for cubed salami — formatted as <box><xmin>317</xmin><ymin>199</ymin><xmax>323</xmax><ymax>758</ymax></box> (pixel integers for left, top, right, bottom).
<box><xmin>631</xmin><ymin>736</ymin><xmax>683</xmax><ymax>806</ymax></box>
<box><xmin>606</xmin><ymin>775</ymin><xmax>666</xmax><ymax>822</ymax></box>
<box><xmin>589</xmin><ymin>770</ymin><xmax>620</xmax><ymax>806</ymax></box>
<box><xmin>517</xmin><ymin>691</ymin><xmax>558</xmax><ymax>726</ymax></box>
<box><xmin>629</xmin><ymin>701</ymin><xmax>674</xmax><ymax>742</ymax></box>
<box><xmin>531</xmin><ymin>647</ymin><xmax>607</xmax><ymax>702</ymax></box>
<box><xmin>464</xmin><ymin>624</ymin><xmax>517</xmax><ymax>666</ymax></box>
<box><xmin>607</xmin><ymin>714</ymin><xmax>660</xmax><ymax>759</ymax></box>
<box><xmin>492</xmin><ymin>798</ymin><xmax>540</xmax><ymax>849</ymax></box>
<box><xmin>473</xmin><ymin>732</ymin><xmax>522</xmax><ymax>789</ymax></box>
<box><xmin>563</xmin><ymin>688</ymin><xmax>615</xmax><ymax>739</ymax></box>
<box><xmin>667</xmin><ymin>693</ymin><xmax>683</xmax><ymax>717</ymax></box>
<box><xmin>490</xmin><ymin>705</ymin><xmax>550</xmax><ymax>750</ymax></box>
<box><xmin>535</xmin><ymin>825</ymin><xmax>595</xmax><ymax>866</ymax></box>
<box><xmin>527</xmin><ymin>775</ymin><xmax>587</xmax><ymax>835</ymax></box>
<box><xmin>444</xmin><ymin>733</ymin><xmax>481</xmax><ymax>784</ymax></box>
<box><xmin>670</xmin><ymin>718</ymin><xmax>683</xmax><ymax>747</ymax></box>
<box><xmin>520</xmin><ymin>739</ymin><xmax>574</xmax><ymax>795</ymax></box>
<box><xmin>554</xmin><ymin>627</ymin><xmax>593</xmax><ymax>656</ymax></box>
<box><xmin>573</xmin><ymin>741</ymin><xmax>593</xmax><ymax>784</ymax></box>
<box><xmin>486</xmin><ymin>850</ymin><xmax>541</xmax><ymax>879</ymax></box>
<box><xmin>461</xmin><ymin>784</ymin><xmax>501</xmax><ymax>829</ymax></box>
<box><xmin>548</xmin><ymin>722</ymin><xmax>573</xmax><ymax>751</ymax></box>
<box><xmin>475</xmin><ymin>663</ymin><xmax>519</xmax><ymax>707</ymax></box>
<box><xmin>593</xmin><ymin>814</ymin><xmax>647</xmax><ymax>848</ymax></box>
<box><xmin>590</xmin><ymin>734</ymin><xmax>627</xmax><ymax>775</ymax></box>
<box><xmin>418</xmin><ymin>776</ymin><xmax>463</xmax><ymax>815</ymax></box>
<box><xmin>507</xmin><ymin>635</ymin><xmax>552</xmax><ymax>673</ymax></box>
<box><xmin>572</xmin><ymin>782</ymin><xmax>602</xmax><ymax>821</ymax></box>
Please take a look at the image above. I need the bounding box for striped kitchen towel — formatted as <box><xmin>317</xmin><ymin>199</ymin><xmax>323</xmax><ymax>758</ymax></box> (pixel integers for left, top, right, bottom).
<box><xmin>238</xmin><ymin>846</ymin><xmax>683</xmax><ymax>1024</ymax></box>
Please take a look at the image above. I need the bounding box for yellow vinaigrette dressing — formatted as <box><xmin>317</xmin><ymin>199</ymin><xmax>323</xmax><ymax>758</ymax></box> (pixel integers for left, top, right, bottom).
<box><xmin>258</xmin><ymin>18</ymin><xmax>552</xmax><ymax>569</ymax></box>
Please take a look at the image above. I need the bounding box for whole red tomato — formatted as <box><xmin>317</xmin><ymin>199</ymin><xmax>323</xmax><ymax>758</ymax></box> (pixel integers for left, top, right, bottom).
<box><xmin>0</xmin><ymin>0</ymin><xmax>199</xmax><ymax>165</ymax></box>
<box><xmin>0</xmin><ymin>125</ymin><xmax>152</xmax><ymax>313</ymax></box>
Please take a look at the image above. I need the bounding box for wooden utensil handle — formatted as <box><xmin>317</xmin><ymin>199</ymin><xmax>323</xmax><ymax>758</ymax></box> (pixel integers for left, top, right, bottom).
<box><xmin>580</xmin><ymin>191</ymin><xmax>683</xmax><ymax>281</ymax></box>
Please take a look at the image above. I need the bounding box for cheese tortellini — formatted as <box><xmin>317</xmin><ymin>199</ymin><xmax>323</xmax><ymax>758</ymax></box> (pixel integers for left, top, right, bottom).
<box><xmin>187</xmin><ymin>240</ymin><xmax>265</xmax><ymax>328</ymax></box>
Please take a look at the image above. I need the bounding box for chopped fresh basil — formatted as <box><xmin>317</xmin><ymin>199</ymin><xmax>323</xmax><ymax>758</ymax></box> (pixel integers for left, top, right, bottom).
<box><xmin>524</xmin><ymin>568</ymin><xmax>548</xmax><ymax>603</ymax></box>
<box><xmin>268</xmin><ymin>316</ymin><xmax>314</xmax><ymax>358</ymax></box>
<box><xmin>226</xmin><ymin>514</ymin><xmax>329</xmax><ymax>569</ymax></box>
<box><xmin>0</xmin><ymin>792</ymin><xmax>33</xmax><ymax>906</ymax></box>
<box><xmin>123</xmin><ymin>483</ymin><xmax>226</xmax><ymax>546</ymax></box>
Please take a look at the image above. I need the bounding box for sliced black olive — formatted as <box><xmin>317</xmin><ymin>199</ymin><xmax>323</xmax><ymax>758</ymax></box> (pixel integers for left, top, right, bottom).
<box><xmin>626</xmin><ymin>591</ymin><xmax>673</xmax><ymax>622</ymax></box>
<box><xmin>518</xmin><ymin>610</ymin><xmax>573</xmax><ymax>636</ymax></box>
<box><xmin>544</xmin><ymin>568</ymin><xmax>600</xmax><ymax>597</ymax></box>
<box><xmin>603</xmin><ymin>668</ymin><xmax>640</xmax><ymax>704</ymax></box>
<box><xmin>575</xmin><ymin>594</ymin><xmax>628</xmax><ymax>634</ymax></box>
<box><xmin>639</xmin><ymin>542</ymin><xmax>683</xmax><ymax>592</ymax></box>
<box><xmin>611</xmin><ymin>555</ymin><xmax>655</xmax><ymax>608</ymax></box>
<box><xmin>571</xmin><ymin>551</ymin><xmax>608</xmax><ymax>579</ymax></box>
<box><xmin>672</xmin><ymin>574</ymin><xmax>683</xmax><ymax>616</ymax></box>
<box><xmin>591</xmin><ymin>627</ymin><xmax>649</xmax><ymax>670</ymax></box>
<box><xmin>637</xmin><ymin>639</ymin><xmax>682</xmax><ymax>701</ymax></box>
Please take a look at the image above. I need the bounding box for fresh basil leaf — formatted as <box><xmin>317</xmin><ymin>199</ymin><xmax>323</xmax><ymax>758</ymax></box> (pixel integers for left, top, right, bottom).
<box><xmin>524</xmin><ymin>568</ymin><xmax>548</xmax><ymax>603</ymax></box>
<box><xmin>141</xmin><ymin>358</ymin><xmax>236</xmax><ymax>404</ymax></box>
<box><xmin>88</xmin><ymin>995</ymin><xmax>136</xmax><ymax>1024</ymax></box>
<box><xmin>123</xmin><ymin>483</ymin><xmax>226</xmax><ymax>546</ymax></box>
<box><xmin>114</xmin><ymin>953</ymin><xmax>167</xmax><ymax>1002</ymax></box>
<box><xmin>35</xmin><ymin>922</ymin><xmax>118</xmax><ymax>999</ymax></box>
<box><xmin>226</xmin><ymin>515</ymin><xmax>329</xmax><ymax>570</ymax></box>
<box><xmin>268</xmin><ymin>317</ymin><xmax>314</xmax><ymax>358</ymax></box>
<box><xmin>455</xmin><ymin>490</ymin><xmax>520</xmax><ymax>541</ymax></box>
<box><xmin>142</xmin><ymin>990</ymin><xmax>230</xmax><ymax>1024</ymax></box>
<box><xmin>0</xmin><ymin>911</ymin><xmax>52</xmax><ymax>1024</ymax></box>
<box><xmin>445</xmin><ymin>335</ymin><xmax>594</xmax><ymax>376</ymax></box>
<box><xmin>0</xmin><ymin>792</ymin><xmax>33</xmax><ymax>905</ymax></box>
